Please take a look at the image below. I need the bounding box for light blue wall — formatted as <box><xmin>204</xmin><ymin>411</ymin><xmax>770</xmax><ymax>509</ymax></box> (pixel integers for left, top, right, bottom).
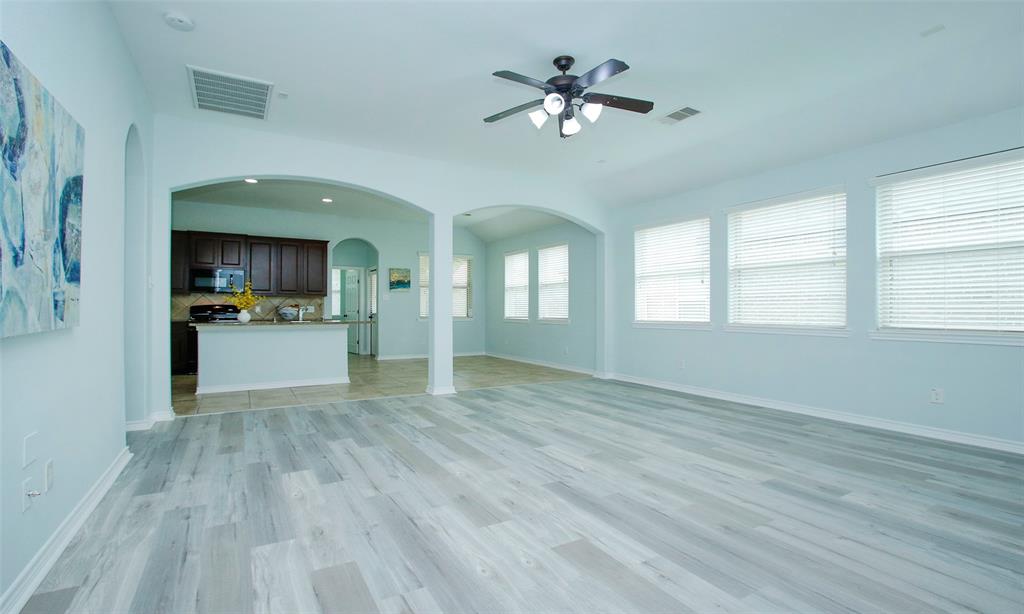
<box><xmin>0</xmin><ymin>0</ymin><xmax>153</xmax><ymax>597</ymax></box>
<box><xmin>332</xmin><ymin>238</ymin><xmax>377</xmax><ymax>269</ymax></box>
<box><xmin>609</xmin><ymin>106</ymin><xmax>1024</xmax><ymax>444</ymax></box>
<box><xmin>485</xmin><ymin>222</ymin><xmax>597</xmax><ymax>371</ymax></box>
<box><xmin>172</xmin><ymin>201</ymin><xmax>486</xmax><ymax>357</ymax></box>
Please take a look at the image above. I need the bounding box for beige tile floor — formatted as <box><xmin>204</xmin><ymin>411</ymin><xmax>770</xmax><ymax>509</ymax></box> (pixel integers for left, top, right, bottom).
<box><xmin>172</xmin><ymin>354</ymin><xmax>589</xmax><ymax>416</ymax></box>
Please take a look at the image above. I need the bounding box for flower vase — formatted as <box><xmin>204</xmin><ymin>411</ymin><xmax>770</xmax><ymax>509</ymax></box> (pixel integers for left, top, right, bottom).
<box><xmin>238</xmin><ymin>309</ymin><xmax>252</xmax><ymax>324</ymax></box>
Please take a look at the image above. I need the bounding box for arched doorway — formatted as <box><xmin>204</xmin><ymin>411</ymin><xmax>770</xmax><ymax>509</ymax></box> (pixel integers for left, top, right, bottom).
<box><xmin>123</xmin><ymin>125</ymin><xmax>147</xmax><ymax>426</ymax></box>
<box><xmin>331</xmin><ymin>238</ymin><xmax>380</xmax><ymax>357</ymax></box>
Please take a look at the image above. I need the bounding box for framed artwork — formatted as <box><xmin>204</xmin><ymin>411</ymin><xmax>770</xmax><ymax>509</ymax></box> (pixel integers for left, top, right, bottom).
<box><xmin>0</xmin><ymin>41</ymin><xmax>85</xmax><ymax>338</ymax></box>
<box><xmin>388</xmin><ymin>268</ymin><xmax>411</xmax><ymax>292</ymax></box>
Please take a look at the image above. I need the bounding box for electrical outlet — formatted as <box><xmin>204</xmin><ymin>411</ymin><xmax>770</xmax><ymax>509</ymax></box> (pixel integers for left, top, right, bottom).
<box><xmin>562</xmin><ymin>346</ymin><xmax>569</xmax><ymax>356</ymax></box>
<box><xmin>929</xmin><ymin>388</ymin><xmax>945</xmax><ymax>404</ymax></box>
<box><xmin>45</xmin><ymin>459</ymin><xmax>54</xmax><ymax>492</ymax></box>
<box><xmin>22</xmin><ymin>432</ymin><xmax>38</xmax><ymax>468</ymax></box>
<box><xmin>680</xmin><ymin>359</ymin><xmax>686</xmax><ymax>369</ymax></box>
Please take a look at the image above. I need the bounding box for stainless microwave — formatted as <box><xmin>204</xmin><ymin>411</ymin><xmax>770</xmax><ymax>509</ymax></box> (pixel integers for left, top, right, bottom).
<box><xmin>190</xmin><ymin>268</ymin><xmax>245</xmax><ymax>294</ymax></box>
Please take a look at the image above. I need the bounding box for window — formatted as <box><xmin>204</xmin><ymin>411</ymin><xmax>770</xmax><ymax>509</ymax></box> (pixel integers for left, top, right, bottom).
<box><xmin>877</xmin><ymin>153</ymin><xmax>1023</xmax><ymax>333</ymax></box>
<box><xmin>504</xmin><ymin>251</ymin><xmax>529</xmax><ymax>319</ymax></box>
<box><xmin>634</xmin><ymin>218</ymin><xmax>710</xmax><ymax>323</ymax></box>
<box><xmin>330</xmin><ymin>267</ymin><xmax>343</xmax><ymax>317</ymax></box>
<box><xmin>453</xmin><ymin>255</ymin><xmax>472</xmax><ymax>319</ymax></box>
<box><xmin>368</xmin><ymin>269</ymin><xmax>378</xmax><ymax>317</ymax></box>
<box><xmin>728</xmin><ymin>191</ymin><xmax>847</xmax><ymax>328</ymax></box>
<box><xmin>418</xmin><ymin>253</ymin><xmax>473</xmax><ymax>319</ymax></box>
<box><xmin>538</xmin><ymin>244</ymin><xmax>569</xmax><ymax>320</ymax></box>
<box><xmin>419</xmin><ymin>253</ymin><xmax>430</xmax><ymax>318</ymax></box>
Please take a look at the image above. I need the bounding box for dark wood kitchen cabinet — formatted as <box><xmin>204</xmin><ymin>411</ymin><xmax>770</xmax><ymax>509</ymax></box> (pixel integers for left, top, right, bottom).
<box><xmin>189</xmin><ymin>232</ymin><xmax>247</xmax><ymax>270</ymax></box>
<box><xmin>247</xmin><ymin>237</ymin><xmax>276</xmax><ymax>294</ymax></box>
<box><xmin>303</xmin><ymin>241</ymin><xmax>328</xmax><ymax>295</ymax></box>
<box><xmin>170</xmin><ymin>230</ymin><xmax>190</xmax><ymax>294</ymax></box>
<box><xmin>172</xmin><ymin>230</ymin><xmax>328</xmax><ymax>297</ymax></box>
<box><xmin>171</xmin><ymin>321</ymin><xmax>197</xmax><ymax>375</ymax></box>
<box><xmin>276</xmin><ymin>240</ymin><xmax>304</xmax><ymax>294</ymax></box>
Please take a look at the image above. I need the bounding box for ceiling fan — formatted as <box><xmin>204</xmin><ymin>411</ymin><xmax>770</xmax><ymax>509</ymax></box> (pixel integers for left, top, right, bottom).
<box><xmin>484</xmin><ymin>55</ymin><xmax>653</xmax><ymax>138</ymax></box>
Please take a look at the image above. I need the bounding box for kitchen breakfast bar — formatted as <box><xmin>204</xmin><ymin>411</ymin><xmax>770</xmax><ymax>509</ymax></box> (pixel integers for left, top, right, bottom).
<box><xmin>191</xmin><ymin>321</ymin><xmax>350</xmax><ymax>394</ymax></box>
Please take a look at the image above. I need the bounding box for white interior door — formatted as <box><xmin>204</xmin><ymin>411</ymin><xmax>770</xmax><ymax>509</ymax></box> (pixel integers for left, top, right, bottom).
<box><xmin>342</xmin><ymin>267</ymin><xmax>362</xmax><ymax>353</ymax></box>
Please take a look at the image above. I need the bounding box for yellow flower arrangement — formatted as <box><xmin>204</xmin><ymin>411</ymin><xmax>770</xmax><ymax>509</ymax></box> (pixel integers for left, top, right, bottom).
<box><xmin>227</xmin><ymin>280</ymin><xmax>262</xmax><ymax>311</ymax></box>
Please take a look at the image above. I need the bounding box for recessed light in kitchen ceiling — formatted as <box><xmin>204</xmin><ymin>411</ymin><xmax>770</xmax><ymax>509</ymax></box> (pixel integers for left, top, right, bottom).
<box><xmin>321</xmin><ymin>198</ymin><xmax>333</xmax><ymax>203</ymax></box>
<box><xmin>243</xmin><ymin>178</ymin><xmax>259</xmax><ymax>184</ymax></box>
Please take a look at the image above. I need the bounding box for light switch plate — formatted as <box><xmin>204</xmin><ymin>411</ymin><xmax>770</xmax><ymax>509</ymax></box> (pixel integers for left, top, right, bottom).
<box><xmin>45</xmin><ymin>459</ymin><xmax>55</xmax><ymax>492</ymax></box>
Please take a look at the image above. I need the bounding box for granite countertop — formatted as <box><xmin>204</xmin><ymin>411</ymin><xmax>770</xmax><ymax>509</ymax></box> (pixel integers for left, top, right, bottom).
<box><xmin>190</xmin><ymin>320</ymin><xmax>351</xmax><ymax>328</ymax></box>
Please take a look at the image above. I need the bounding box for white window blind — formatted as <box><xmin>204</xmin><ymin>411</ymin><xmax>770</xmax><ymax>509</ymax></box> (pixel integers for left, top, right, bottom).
<box><xmin>368</xmin><ymin>269</ymin><xmax>378</xmax><ymax>317</ymax></box>
<box><xmin>634</xmin><ymin>218</ymin><xmax>710</xmax><ymax>322</ymax></box>
<box><xmin>728</xmin><ymin>192</ymin><xmax>847</xmax><ymax>327</ymax></box>
<box><xmin>504</xmin><ymin>251</ymin><xmax>529</xmax><ymax>319</ymax></box>
<box><xmin>538</xmin><ymin>244</ymin><xmax>569</xmax><ymax>320</ymax></box>
<box><xmin>330</xmin><ymin>268</ymin><xmax>343</xmax><ymax>317</ymax></box>
<box><xmin>418</xmin><ymin>253</ymin><xmax>430</xmax><ymax>318</ymax></box>
<box><xmin>877</xmin><ymin>153</ymin><xmax>1024</xmax><ymax>333</ymax></box>
<box><xmin>419</xmin><ymin>253</ymin><xmax>473</xmax><ymax>319</ymax></box>
<box><xmin>453</xmin><ymin>255</ymin><xmax>472</xmax><ymax>318</ymax></box>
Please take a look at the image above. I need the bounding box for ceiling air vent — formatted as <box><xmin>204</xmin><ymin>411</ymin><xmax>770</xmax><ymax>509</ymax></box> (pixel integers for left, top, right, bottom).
<box><xmin>660</xmin><ymin>106</ymin><xmax>701</xmax><ymax>125</ymax></box>
<box><xmin>186</xmin><ymin>65</ymin><xmax>273</xmax><ymax>120</ymax></box>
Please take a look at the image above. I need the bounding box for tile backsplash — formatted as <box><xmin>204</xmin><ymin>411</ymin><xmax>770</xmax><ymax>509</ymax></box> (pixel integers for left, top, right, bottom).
<box><xmin>172</xmin><ymin>293</ymin><xmax>326</xmax><ymax>322</ymax></box>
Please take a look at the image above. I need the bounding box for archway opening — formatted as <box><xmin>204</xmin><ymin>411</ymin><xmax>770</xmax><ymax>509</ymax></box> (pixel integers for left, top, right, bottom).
<box><xmin>123</xmin><ymin>125</ymin><xmax>147</xmax><ymax>426</ymax></box>
<box><xmin>331</xmin><ymin>238</ymin><xmax>380</xmax><ymax>357</ymax></box>
<box><xmin>449</xmin><ymin>204</ymin><xmax>603</xmax><ymax>389</ymax></box>
<box><xmin>166</xmin><ymin>176</ymin><xmax>434</xmax><ymax>414</ymax></box>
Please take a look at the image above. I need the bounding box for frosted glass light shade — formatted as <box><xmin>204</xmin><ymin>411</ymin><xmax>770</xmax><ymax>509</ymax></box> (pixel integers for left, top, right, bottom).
<box><xmin>581</xmin><ymin>102</ymin><xmax>603</xmax><ymax>123</ymax></box>
<box><xmin>528</xmin><ymin>109</ymin><xmax>548</xmax><ymax>129</ymax></box>
<box><xmin>543</xmin><ymin>93</ymin><xmax>565</xmax><ymax>115</ymax></box>
<box><xmin>561</xmin><ymin>116</ymin><xmax>582</xmax><ymax>136</ymax></box>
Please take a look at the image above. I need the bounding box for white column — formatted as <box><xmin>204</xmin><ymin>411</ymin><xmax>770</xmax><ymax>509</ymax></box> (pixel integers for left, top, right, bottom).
<box><xmin>594</xmin><ymin>232</ymin><xmax>613</xmax><ymax>379</ymax></box>
<box><xmin>427</xmin><ymin>213</ymin><xmax>455</xmax><ymax>395</ymax></box>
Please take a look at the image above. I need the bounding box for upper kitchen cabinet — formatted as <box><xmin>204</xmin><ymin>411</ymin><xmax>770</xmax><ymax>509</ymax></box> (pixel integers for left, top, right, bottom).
<box><xmin>303</xmin><ymin>241</ymin><xmax>328</xmax><ymax>295</ymax></box>
<box><xmin>171</xmin><ymin>230</ymin><xmax>190</xmax><ymax>294</ymax></box>
<box><xmin>189</xmin><ymin>232</ymin><xmax>247</xmax><ymax>269</ymax></box>
<box><xmin>276</xmin><ymin>239</ymin><xmax>305</xmax><ymax>295</ymax></box>
<box><xmin>248</xmin><ymin>237</ymin><xmax>276</xmax><ymax>294</ymax></box>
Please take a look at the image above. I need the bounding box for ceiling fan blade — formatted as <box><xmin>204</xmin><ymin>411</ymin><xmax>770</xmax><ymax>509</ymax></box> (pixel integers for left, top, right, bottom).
<box><xmin>493</xmin><ymin>70</ymin><xmax>552</xmax><ymax>91</ymax></box>
<box><xmin>583</xmin><ymin>92</ymin><xmax>654</xmax><ymax>114</ymax></box>
<box><xmin>573</xmin><ymin>59</ymin><xmax>629</xmax><ymax>90</ymax></box>
<box><xmin>483</xmin><ymin>99</ymin><xmax>544</xmax><ymax>123</ymax></box>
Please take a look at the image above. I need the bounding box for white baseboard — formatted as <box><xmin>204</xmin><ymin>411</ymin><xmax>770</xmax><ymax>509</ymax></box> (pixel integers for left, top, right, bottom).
<box><xmin>377</xmin><ymin>352</ymin><xmax>484</xmax><ymax>361</ymax></box>
<box><xmin>426</xmin><ymin>385</ymin><xmax>457</xmax><ymax>396</ymax></box>
<box><xmin>196</xmin><ymin>376</ymin><xmax>349</xmax><ymax>395</ymax></box>
<box><xmin>609</xmin><ymin>373</ymin><xmax>1024</xmax><ymax>455</ymax></box>
<box><xmin>0</xmin><ymin>447</ymin><xmax>132</xmax><ymax>614</ymax></box>
<box><xmin>485</xmin><ymin>352</ymin><xmax>595</xmax><ymax>376</ymax></box>
<box><xmin>126</xmin><ymin>408</ymin><xmax>175</xmax><ymax>432</ymax></box>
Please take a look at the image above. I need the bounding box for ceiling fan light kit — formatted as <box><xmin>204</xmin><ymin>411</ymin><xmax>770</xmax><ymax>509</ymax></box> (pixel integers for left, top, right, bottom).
<box><xmin>484</xmin><ymin>54</ymin><xmax>654</xmax><ymax>138</ymax></box>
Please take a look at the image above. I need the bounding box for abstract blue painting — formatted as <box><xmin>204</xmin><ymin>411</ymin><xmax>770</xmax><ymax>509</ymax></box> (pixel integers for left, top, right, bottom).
<box><xmin>0</xmin><ymin>40</ymin><xmax>85</xmax><ymax>338</ymax></box>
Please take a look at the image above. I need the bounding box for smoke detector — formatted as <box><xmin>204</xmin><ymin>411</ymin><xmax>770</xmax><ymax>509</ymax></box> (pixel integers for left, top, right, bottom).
<box><xmin>163</xmin><ymin>11</ymin><xmax>195</xmax><ymax>32</ymax></box>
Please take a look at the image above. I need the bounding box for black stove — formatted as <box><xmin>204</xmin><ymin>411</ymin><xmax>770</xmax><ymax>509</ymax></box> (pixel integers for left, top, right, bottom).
<box><xmin>188</xmin><ymin>304</ymin><xmax>240</xmax><ymax>323</ymax></box>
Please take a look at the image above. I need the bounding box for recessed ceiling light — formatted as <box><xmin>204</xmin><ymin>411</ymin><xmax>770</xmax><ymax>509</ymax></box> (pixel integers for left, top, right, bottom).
<box><xmin>163</xmin><ymin>11</ymin><xmax>195</xmax><ymax>32</ymax></box>
<box><xmin>243</xmin><ymin>178</ymin><xmax>259</xmax><ymax>184</ymax></box>
<box><xmin>321</xmin><ymin>198</ymin><xmax>333</xmax><ymax>203</ymax></box>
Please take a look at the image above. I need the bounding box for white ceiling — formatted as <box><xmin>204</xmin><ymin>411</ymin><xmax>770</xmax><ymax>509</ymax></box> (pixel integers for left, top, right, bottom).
<box><xmin>454</xmin><ymin>206</ymin><xmax>569</xmax><ymax>242</ymax></box>
<box><xmin>173</xmin><ymin>179</ymin><xmax>574</xmax><ymax>241</ymax></box>
<box><xmin>113</xmin><ymin>1</ymin><xmax>1024</xmax><ymax>207</ymax></box>
<box><xmin>172</xmin><ymin>179</ymin><xmax>428</xmax><ymax>221</ymax></box>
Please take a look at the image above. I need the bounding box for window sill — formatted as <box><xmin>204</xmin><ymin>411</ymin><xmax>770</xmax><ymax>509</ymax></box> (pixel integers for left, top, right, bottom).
<box><xmin>538</xmin><ymin>318</ymin><xmax>569</xmax><ymax>325</ymax></box>
<box><xmin>723</xmin><ymin>325</ymin><xmax>850</xmax><ymax>338</ymax></box>
<box><xmin>869</xmin><ymin>329</ymin><xmax>1023</xmax><ymax>347</ymax></box>
<box><xmin>633</xmin><ymin>321</ymin><xmax>711</xmax><ymax>331</ymax></box>
<box><xmin>503</xmin><ymin>318</ymin><xmax>530</xmax><ymax>324</ymax></box>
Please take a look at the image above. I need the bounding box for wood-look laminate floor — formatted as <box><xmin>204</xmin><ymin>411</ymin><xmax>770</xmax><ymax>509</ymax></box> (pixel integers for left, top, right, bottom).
<box><xmin>172</xmin><ymin>355</ymin><xmax>589</xmax><ymax>416</ymax></box>
<box><xmin>26</xmin><ymin>379</ymin><xmax>1024</xmax><ymax>613</ymax></box>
